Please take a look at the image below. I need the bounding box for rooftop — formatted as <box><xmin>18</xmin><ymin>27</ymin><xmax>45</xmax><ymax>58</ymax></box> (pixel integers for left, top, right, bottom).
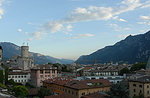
<box><xmin>130</xmin><ymin>75</ymin><xmax>150</xmax><ymax>83</ymax></box>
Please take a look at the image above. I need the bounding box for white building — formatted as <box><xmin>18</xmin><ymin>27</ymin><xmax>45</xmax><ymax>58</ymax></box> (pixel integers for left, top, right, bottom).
<box><xmin>8</xmin><ymin>67</ymin><xmax>30</xmax><ymax>84</ymax></box>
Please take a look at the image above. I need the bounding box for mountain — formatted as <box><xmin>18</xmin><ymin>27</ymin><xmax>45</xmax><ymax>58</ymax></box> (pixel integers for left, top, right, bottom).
<box><xmin>76</xmin><ymin>31</ymin><xmax>150</xmax><ymax>64</ymax></box>
<box><xmin>0</xmin><ymin>42</ymin><xmax>74</xmax><ymax>64</ymax></box>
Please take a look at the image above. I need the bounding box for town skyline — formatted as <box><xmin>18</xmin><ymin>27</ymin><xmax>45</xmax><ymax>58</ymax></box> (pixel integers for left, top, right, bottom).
<box><xmin>0</xmin><ymin>0</ymin><xmax>150</xmax><ymax>60</ymax></box>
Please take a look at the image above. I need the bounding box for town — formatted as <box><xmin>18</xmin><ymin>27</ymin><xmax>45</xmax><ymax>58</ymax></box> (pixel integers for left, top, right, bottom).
<box><xmin>0</xmin><ymin>44</ymin><xmax>150</xmax><ymax>98</ymax></box>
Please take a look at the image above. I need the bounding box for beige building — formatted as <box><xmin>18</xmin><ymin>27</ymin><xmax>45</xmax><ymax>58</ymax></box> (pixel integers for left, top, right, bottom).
<box><xmin>43</xmin><ymin>78</ymin><xmax>112</xmax><ymax>98</ymax></box>
<box><xmin>129</xmin><ymin>76</ymin><xmax>150</xmax><ymax>98</ymax></box>
<box><xmin>30</xmin><ymin>64</ymin><xmax>57</xmax><ymax>87</ymax></box>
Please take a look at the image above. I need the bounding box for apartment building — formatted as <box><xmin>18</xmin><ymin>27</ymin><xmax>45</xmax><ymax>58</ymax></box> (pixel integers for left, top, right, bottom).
<box><xmin>30</xmin><ymin>64</ymin><xmax>57</xmax><ymax>87</ymax></box>
<box><xmin>129</xmin><ymin>76</ymin><xmax>150</xmax><ymax>98</ymax></box>
<box><xmin>43</xmin><ymin>77</ymin><xmax>112</xmax><ymax>98</ymax></box>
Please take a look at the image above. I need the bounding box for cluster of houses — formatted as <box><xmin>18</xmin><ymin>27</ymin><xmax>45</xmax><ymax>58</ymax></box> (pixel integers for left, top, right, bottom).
<box><xmin>1</xmin><ymin>45</ymin><xmax>150</xmax><ymax>98</ymax></box>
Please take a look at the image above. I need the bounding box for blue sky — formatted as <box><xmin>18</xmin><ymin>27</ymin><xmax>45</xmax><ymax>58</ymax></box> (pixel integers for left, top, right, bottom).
<box><xmin>0</xmin><ymin>0</ymin><xmax>150</xmax><ymax>60</ymax></box>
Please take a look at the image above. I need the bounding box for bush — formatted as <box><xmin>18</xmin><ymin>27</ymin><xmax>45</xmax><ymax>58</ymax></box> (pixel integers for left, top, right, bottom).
<box><xmin>0</xmin><ymin>83</ymin><xmax>6</xmax><ymax>88</ymax></box>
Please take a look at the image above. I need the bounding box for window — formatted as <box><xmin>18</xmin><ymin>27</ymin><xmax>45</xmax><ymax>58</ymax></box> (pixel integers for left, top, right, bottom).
<box><xmin>76</xmin><ymin>92</ymin><xmax>78</xmax><ymax>96</ymax></box>
<box><xmin>21</xmin><ymin>76</ymin><xmax>23</xmax><ymax>78</ymax></box>
<box><xmin>40</xmin><ymin>75</ymin><xmax>43</xmax><ymax>78</ymax></box>
<box><xmin>140</xmin><ymin>90</ymin><xmax>142</xmax><ymax>93</ymax></box>
<box><xmin>15</xmin><ymin>76</ymin><xmax>17</xmax><ymax>78</ymax></box>
<box><xmin>52</xmin><ymin>70</ymin><xmax>55</xmax><ymax>73</ymax></box>
<box><xmin>139</xmin><ymin>85</ymin><xmax>142</xmax><ymax>88</ymax></box>
<box><xmin>134</xmin><ymin>89</ymin><xmax>136</xmax><ymax>92</ymax></box>
<box><xmin>82</xmin><ymin>92</ymin><xmax>85</xmax><ymax>96</ymax></box>
<box><xmin>24</xmin><ymin>76</ymin><xmax>26</xmax><ymax>78</ymax></box>
<box><xmin>18</xmin><ymin>80</ymin><xmax>20</xmax><ymax>82</ymax></box>
<box><xmin>68</xmin><ymin>90</ymin><xmax>70</xmax><ymax>94</ymax></box>
<box><xmin>148</xmin><ymin>85</ymin><xmax>149</xmax><ymax>88</ymax></box>
<box><xmin>12</xmin><ymin>76</ymin><xmax>14</xmax><ymax>78</ymax></box>
<box><xmin>133</xmin><ymin>84</ymin><xmax>136</xmax><ymax>87</ymax></box>
<box><xmin>40</xmin><ymin>70</ymin><xmax>43</xmax><ymax>74</ymax></box>
<box><xmin>18</xmin><ymin>76</ymin><xmax>20</xmax><ymax>78</ymax></box>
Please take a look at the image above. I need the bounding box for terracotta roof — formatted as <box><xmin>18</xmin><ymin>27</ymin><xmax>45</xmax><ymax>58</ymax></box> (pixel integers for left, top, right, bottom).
<box><xmin>8</xmin><ymin>72</ymin><xmax>28</xmax><ymax>75</ymax></box>
<box><xmin>28</xmin><ymin>88</ymin><xmax>40</xmax><ymax>96</ymax></box>
<box><xmin>44</xmin><ymin>77</ymin><xmax>74</xmax><ymax>86</ymax></box>
<box><xmin>64</xmin><ymin>79</ymin><xmax>112</xmax><ymax>90</ymax></box>
<box><xmin>44</xmin><ymin>78</ymin><xmax>112</xmax><ymax>90</ymax></box>
<box><xmin>84</xmin><ymin>67</ymin><xmax>92</xmax><ymax>70</ymax></box>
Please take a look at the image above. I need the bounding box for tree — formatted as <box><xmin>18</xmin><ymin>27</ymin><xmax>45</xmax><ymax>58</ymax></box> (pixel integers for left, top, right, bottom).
<box><xmin>37</xmin><ymin>87</ymin><xmax>52</xmax><ymax>98</ymax></box>
<box><xmin>0</xmin><ymin>70</ymin><xmax>4</xmax><ymax>84</ymax></box>
<box><xmin>106</xmin><ymin>82</ymin><xmax>129</xmax><ymax>98</ymax></box>
<box><xmin>130</xmin><ymin>62</ymin><xmax>146</xmax><ymax>72</ymax></box>
<box><xmin>12</xmin><ymin>85</ymin><xmax>28</xmax><ymax>98</ymax></box>
<box><xmin>119</xmin><ymin>67</ymin><xmax>130</xmax><ymax>75</ymax></box>
<box><xmin>25</xmin><ymin>82</ymin><xmax>35</xmax><ymax>89</ymax></box>
<box><xmin>7</xmin><ymin>79</ymin><xmax>16</xmax><ymax>86</ymax></box>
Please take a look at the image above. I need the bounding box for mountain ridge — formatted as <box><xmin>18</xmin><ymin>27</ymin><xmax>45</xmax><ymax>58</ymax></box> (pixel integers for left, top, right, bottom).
<box><xmin>76</xmin><ymin>30</ymin><xmax>150</xmax><ymax>64</ymax></box>
<box><xmin>0</xmin><ymin>42</ymin><xmax>74</xmax><ymax>64</ymax></box>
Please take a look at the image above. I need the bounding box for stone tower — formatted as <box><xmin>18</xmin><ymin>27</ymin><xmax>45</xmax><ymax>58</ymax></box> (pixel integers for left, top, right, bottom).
<box><xmin>0</xmin><ymin>46</ymin><xmax>2</xmax><ymax>62</ymax></box>
<box><xmin>21</xmin><ymin>46</ymin><xmax>29</xmax><ymax>58</ymax></box>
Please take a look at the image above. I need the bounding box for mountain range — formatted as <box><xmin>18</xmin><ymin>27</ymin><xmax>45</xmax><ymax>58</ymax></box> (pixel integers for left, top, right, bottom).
<box><xmin>76</xmin><ymin>30</ymin><xmax>150</xmax><ymax>64</ymax></box>
<box><xmin>0</xmin><ymin>42</ymin><xmax>74</xmax><ymax>64</ymax></box>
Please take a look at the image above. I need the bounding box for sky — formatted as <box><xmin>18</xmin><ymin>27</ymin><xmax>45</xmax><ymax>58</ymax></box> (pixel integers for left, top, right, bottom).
<box><xmin>0</xmin><ymin>0</ymin><xmax>150</xmax><ymax>60</ymax></box>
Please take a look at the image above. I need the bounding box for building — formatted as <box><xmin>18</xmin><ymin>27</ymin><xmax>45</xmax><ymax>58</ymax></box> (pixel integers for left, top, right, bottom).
<box><xmin>43</xmin><ymin>77</ymin><xmax>112</xmax><ymax>98</ymax></box>
<box><xmin>8</xmin><ymin>67</ymin><xmax>30</xmax><ymax>84</ymax></box>
<box><xmin>5</xmin><ymin>45</ymin><xmax>34</xmax><ymax>70</ymax></box>
<box><xmin>91</xmin><ymin>69</ymin><xmax>119</xmax><ymax>76</ymax></box>
<box><xmin>129</xmin><ymin>76</ymin><xmax>150</xmax><ymax>98</ymax></box>
<box><xmin>75</xmin><ymin>76</ymin><xmax>124</xmax><ymax>84</ymax></box>
<box><xmin>30</xmin><ymin>64</ymin><xmax>57</xmax><ymax>87</ymax></box>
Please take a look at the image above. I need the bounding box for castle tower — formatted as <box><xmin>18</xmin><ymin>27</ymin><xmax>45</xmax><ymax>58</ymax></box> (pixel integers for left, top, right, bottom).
<box><xmin>0</xmin><ymin>46</ymin><xmax>2</xmax><ymax>62</ymax></box>
<box><xmin>21</xmin><ymin>46</ymin><xmax>29</xmax><ymax>58</ymax></box>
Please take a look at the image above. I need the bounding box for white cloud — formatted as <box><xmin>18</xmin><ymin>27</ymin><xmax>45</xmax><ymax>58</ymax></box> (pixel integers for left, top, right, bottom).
<box><xmin>31</xmin><ymin>32</ymin><xmax>45</xmax><ymax>40</ymax></box>
<box><xmin>118</xmin><ymin>34</ymin><xmax>130</xmax><ymax>39</ymax></box>
<box><xmin>68</xmin><ymin>33</ymin><xmax>94</xmax><ymax>39</ymax></box>
<box><xmin>119</xmin><ymin>18</ymin><xmax>127</xmax><ymax>22</ymax></box>
<box><xmin>42</xmin><ymin>0</ymin><xmax>147</xmax><ymax>34</ymax></box>
<box><xmin>141</xmin><ymin>1</ymin><xmax>150</xmax><ymax>8</ymax></box>
<box><xmin>18</xmin><ymin>29</ymin><xmax>22</xmax><ymax>32</ymax></box>
<box><xmin>0</xmin><ymin>0</ymin><xmax>5</xmax><ymax>20</ymax></box>
<box><xmin>140</xmin><ymin>15</ymin><xmax>150</xmax><ymax>20</ymax></box>
<box><xmin>66</xmin><ymin>24</ymin><xmax>72</xmax><ymax>31</ymax></box>
<box><xmin>109</xmin><ymin>24</ymin><xmax>130</xmax><ymax>31</ymax></box>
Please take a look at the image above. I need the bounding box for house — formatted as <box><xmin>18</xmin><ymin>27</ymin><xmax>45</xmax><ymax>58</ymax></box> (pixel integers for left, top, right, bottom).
<box><xmin>43</xmin><ymin>77</ymin><xmax>112</xmax><ymax>98</ymax></box>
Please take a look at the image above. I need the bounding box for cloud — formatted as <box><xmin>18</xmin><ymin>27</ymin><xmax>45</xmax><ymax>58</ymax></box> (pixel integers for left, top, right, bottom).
<box><xmin>0</xmin><ymin>0</ymin><xmax>5</xmax><ymax>20</ymax></box>
<box><xmin>31</xmin><ymin>32</ymin><xmax>45</xmax><ymax>40</ymax></box>
<box><xmin>141</xmin><ymin>1</ymin><xmax>150</xmax><ymax>8</ymax></box>
<box><xmin>140</xmin><ymin>15</ymin><xmax>150</xmax><ymax>20</ymax></box>
<box><xmin>18</xmin><ymin>29</ymin><xmax>22</xmax><ymax>32</ymax></box>
<box><xmin>112</xmin><ymin>16</ymin><xmax>127</xmax><ymax>22</ymax></box>
<box><xmin>66</xmin><ymin>24</ymin><xmax>72</xmax><ymax>31</ymax></box>
<box><xmin>118</xmin><ymin>34</ymin><xmax>130</xmax><ymax>39</ymax></box>
<box><xmin>68</xmin><ymin>33</ymin><xmax>94</xmax><ymax>39</ymax></box>
<box><xmin>41</xmin><ymin>0</ymin><xmax>147</xmax><ymax>34</ymax></box>
<box><xmin>138</xmin><ymin>15</ymin><xmax>150</xmax><ymax>26</ymax></box>
<box><xmin>109</xmin><ymin>24</ymin><xmax>130</xmax><ymax>31</ymax></box>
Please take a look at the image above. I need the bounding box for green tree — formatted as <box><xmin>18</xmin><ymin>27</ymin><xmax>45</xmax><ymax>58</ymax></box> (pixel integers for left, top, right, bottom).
<box><xmin>130</xmin><ymin>62</ymin><xmax>146</xmax><ymax>72</ymax></box>
<box><xmin>106</xmin><ymin>82</ymin><xmax>129</xmax><ymax>98</ymax></box>
<box><xmin>37</xmin><ymin>87</ymin><xmax>52</xmax><ymax>98</ymax></box>
<box><xmin>0</xmin><ymin>70</ymin><xmax>4</xmax><ymax>84</ymax></box>
<box><xmin>7</xmin><ymin>79</ymin><xmax>16</xmax><ymax>86</ymax></box>
<box><xmin>119</xmin><ymin>67</ymin><xmax>130</xmax><ymax>75</ymax></box>
<box><xmin>12</xmin><ymin>85</ymin><xmax>28</xmax><ymax>98</ymax></box>
<box><xmin>25</xmin><ymin>82</ymin><xmax>35</xmax><ymax>89</ymax></box>
<box><xmin>0</xmin><ymin>83</ymin><xmax>6</xmax><ymax>88</ymax></box>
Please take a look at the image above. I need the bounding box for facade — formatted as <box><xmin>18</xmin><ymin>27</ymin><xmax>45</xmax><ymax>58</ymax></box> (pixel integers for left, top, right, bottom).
<box><xmin>91</xmin><ymin>69</ymin><xmax>119</xmax><ymax>76</ymax></box>
<box><xmin>8</xmin><ymin>67</ymin><xmax>30</xmax><ymax>84</ymax></box>
<box><xmin>43</xmin><ymin>78</ymin><xmax>112</xmax><ymax>98</ymax></box>
<box><xmin>129</xmin><ymin>76</ymin><xmax>150</xmax><ymax>98</ymax></box>
<box><xmin>30</xmin><ymin>64</ymin><xmax>57</xmax><ymax>87</ymax></box>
